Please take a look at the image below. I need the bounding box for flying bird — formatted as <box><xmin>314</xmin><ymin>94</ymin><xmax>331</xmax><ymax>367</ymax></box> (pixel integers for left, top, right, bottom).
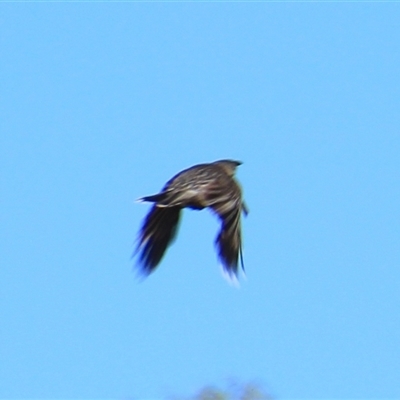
<box><xmin>134</xmin><ymin>159</ymin><xmax>248</xmax><ymax>280</ymax></box>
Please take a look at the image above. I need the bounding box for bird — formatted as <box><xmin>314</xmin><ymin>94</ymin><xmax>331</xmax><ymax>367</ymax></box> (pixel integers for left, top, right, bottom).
<box><xmin>134</xmin><ymin>159</ymin><xmax>248</xmax><ymax>280</ymax></box>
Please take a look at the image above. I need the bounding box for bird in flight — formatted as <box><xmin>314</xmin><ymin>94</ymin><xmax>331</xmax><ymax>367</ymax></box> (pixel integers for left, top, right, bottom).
<box><xmin>134</xmin><ymin>159</ymin><xmax>248</xmax><ymax>280</ymax></box>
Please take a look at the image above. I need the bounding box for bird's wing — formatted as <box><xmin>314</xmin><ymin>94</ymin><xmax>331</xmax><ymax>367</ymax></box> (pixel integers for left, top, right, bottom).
<box><xmin>208</xmin><ymin>181</ymin><xmax>245</xmax><ymax>278</ymax></box>
<box><xmin>135</xmin><ymin>205</ymin><xmax>181</xmax><ymax>275</ymax></box>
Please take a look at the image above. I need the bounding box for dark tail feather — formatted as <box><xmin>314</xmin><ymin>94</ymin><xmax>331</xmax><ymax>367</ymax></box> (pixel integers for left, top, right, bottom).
<box><xmin>140</xmin><ymin>190</ymin><xmax>191</xmax><ymax>208</ymax></box>
<box><xmin>135</xmin><ymin>205</ymin><xmax>181</xmax><ymax>275</ymax></box>
<box><xmin>138</xmin><ymin>192</ymin><xmax>168</xmax><ymax>204</ymax></box>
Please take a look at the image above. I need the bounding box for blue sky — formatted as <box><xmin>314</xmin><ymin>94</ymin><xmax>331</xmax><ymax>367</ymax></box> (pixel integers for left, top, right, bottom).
<box><xmin>1</xmin><ymin>3</ymin><xmax>400</xmax><ymax>399</ymax></box>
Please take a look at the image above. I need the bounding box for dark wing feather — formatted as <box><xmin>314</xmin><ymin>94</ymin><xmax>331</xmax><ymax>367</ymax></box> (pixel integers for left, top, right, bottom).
<box><xmin>135</xmin><ymin>205</ymin><xmax>181</xmax><ymax>275</ymax></box>
<box><xmin>213</xmin><ymin>203</ymin><xmax>244</xmax><ymax>278</ymax></box>
<box><xmin>208</xmin><ymin>178</ymin><xmax>245</xmax><ymax>278</ymax></box>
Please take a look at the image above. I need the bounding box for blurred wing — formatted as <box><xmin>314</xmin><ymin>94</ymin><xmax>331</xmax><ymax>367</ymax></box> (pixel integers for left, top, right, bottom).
<box><xmin>210</xmin><ymin>195</ymin><xmax>245</xmax><ymax>278</ymax></box>
<box><xmin>135</xmin><ymin>205</ymin><xmax>181</xmax><ymax>275</ymax></box>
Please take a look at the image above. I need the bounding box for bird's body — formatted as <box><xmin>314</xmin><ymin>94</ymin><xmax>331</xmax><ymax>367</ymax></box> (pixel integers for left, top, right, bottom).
<box><xmin>135</xmin><ymin>160</ymin><xmax>248</xmax><ymax>279</ymax></box>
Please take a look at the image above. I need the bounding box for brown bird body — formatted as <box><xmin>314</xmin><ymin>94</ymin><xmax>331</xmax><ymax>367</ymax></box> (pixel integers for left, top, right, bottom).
<box><xmin>135</xmin><ymin>160</ymin><xmax>248</xmax><ymax>279</ymax></box>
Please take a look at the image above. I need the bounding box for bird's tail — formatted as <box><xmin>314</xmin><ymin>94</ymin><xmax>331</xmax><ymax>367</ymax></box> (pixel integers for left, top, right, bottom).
<box><xmin>139</xmin><ymin>190</ymin><xmax>197</xmax><ymax>209</ymax></box>
<box><xmin>137</xmin><ymin>192</ymin><xmax>168</xmax><ymax>204</ymax></box>
<box><xmin>134</xmin><ymin>205</ymin><xmax>182</xmax><ymax>275</ymax></box>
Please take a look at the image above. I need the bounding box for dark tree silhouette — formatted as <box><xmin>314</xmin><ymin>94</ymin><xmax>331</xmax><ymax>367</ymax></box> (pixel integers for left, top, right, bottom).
<box><xmin>170</xmin><ymin>381</ymin><xmax>272</xmax><ymax>400</ymax></box>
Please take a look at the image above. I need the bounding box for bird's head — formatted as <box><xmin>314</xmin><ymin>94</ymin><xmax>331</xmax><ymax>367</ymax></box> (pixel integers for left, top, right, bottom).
<box><xmin>213</xmin><ymin>159</ymin><xmax>242</xmax><ymax>176</ymax></box>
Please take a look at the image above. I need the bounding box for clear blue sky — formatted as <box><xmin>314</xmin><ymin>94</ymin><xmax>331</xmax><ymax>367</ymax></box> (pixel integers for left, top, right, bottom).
<box><xmin>1</xmin><ymin>3</ymin><xmax>399</xmax><ymax>399</ymax></box>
